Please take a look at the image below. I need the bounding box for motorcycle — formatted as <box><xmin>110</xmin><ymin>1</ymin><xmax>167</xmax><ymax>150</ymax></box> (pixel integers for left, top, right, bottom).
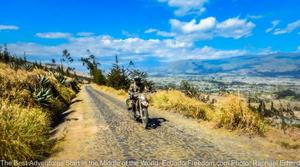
<box><xmin>127</xmin><ymin>92</ymin><xmax>149</xmax><ymax>129</ymax></box>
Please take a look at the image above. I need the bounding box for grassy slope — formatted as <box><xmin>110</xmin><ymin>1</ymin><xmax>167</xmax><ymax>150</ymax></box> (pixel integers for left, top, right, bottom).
<box><xmin>0</xmin><ymin>63</ymin><xmax>77</xmax><ymax>161</ymax></box>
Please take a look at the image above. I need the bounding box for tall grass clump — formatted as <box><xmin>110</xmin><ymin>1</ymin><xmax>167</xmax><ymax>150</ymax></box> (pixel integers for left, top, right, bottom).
<box><xmin>215</xmin><ymin>94</ymin><xmax>266</xmax><ymax>135</ymax></box>
<box><xmin>95</xmin><ymin>85</ymin><xmax>127</xmax><ymax>100</ymax></box>
<box><xmin>149</xmin><ymin>90</ymin><xmax>214</xmax><ymax>120</ymax></box>
<box><xmin>0</xmin><ymin>101</ymin><xmax>51</xmax><ymax>161</ymax></box>
<box><xmin>0</xmin><ymin>62</ymin><xmax>79</xmax><ymax>162</ymax></box>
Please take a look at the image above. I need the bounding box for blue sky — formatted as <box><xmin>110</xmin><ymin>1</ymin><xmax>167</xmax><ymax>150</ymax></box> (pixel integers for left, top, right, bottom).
<box><xmin>0</xmin><ymin>0</ymin><xmax>300</xmax><ymax>71</ymax></box>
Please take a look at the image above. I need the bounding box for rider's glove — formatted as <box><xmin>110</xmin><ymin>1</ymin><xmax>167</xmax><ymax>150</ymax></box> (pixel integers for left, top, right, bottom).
<box><xmin>128</xmin><ymin>92</ymin><xmax>133</xmax><ymax>99</ymax></box>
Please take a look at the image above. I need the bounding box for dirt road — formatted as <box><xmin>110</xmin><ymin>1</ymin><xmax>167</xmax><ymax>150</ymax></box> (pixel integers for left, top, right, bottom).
<box><xmin>47</xmin><ymin>85</ymin><xmax>299</xmax><ymax>166</ymax></box>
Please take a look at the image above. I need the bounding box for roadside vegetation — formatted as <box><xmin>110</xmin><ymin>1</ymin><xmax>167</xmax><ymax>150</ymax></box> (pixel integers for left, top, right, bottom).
<box><xmin>85</xmin><ymin>55</ymin><xmax>265</xmax><ymax>135</ymax></box>
<box><xmin>215</xmin><ymin>94</ymin><xmax>266</xmax><ymax>135</ymax></box>
<box><xmin>87</xmin><ymin>54</ymin><xmax>298</xmax><ymax>146</ymax></box>
<box><xmin>149</xmin><ymin>90</ymin><xmax>214</xmax><ymax>120</ymax></box>
<box><xmin>0</xmin><ymin>46</ymin><xmax>80</xmax><ymax>162</ymax></box>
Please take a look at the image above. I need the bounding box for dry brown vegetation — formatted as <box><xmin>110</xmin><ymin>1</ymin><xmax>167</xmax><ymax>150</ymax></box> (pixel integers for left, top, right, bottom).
<box><xmin>95</xmin><ymin>85</ymin><xmax>266</xmax><ymax>135</ymax></box>
<box><xmin>95</xmin><ymin>84</ymin><xmax>127</xmax><ymax>99</ymax></box>
<box><xmin>0</xmin><ymin>102</ymin><xmax>51</xmax><ymax>161</ymax></box>
<box><xmin>0</xmin><ymin>62</ymin><xmax>78</xmax><ymax>161</ymax></box>
<box><xmin>214</xmin><ymin>94</ymin><xmax>266</xmax><ymax>135</ymax></box>
<box><xmin>149</xmin><ymin>90</ymin><xmax>214</xmax><ymax>120</ymax></box>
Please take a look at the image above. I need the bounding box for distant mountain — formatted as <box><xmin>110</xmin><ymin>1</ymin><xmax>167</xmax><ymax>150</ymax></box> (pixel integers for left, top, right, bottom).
<box><xmin>153</xmin><ymin>53</ymin><xmax>300</xmax><ymax>77</ymax></box>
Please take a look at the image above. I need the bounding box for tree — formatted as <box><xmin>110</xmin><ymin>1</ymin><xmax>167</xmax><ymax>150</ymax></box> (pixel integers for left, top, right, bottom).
<box><xmin>106</xmin><ymin>55</ymin><xmax>129</xmax><ymax>89</ymax></box>
<box><xmin>92</xmin><ymin>68</ymin><xmax>106</xmax><ymax>85</ymax></box>
<box><xmin>62</xmin><ymin>49</ymin><xmax>73</xmax><ymax>64</ymax></box>
<box><xmin>60</xmin><ymin>49</ymin><xmax>74</xmax><ymax>74</ymax></box>
<box><xmin>180</xmin><ymin>80</ymin><xmax>199</xmax><ymax>97</ymax></box>
<box><xmin>80</xmin><ymin>50</ymin><xmax>106</xmax><ymax>85</ymax></box>
<box><xmin>23</xmin><ymin>52</ymin><xmax>27</xmax><ymax>62</ymax></box>
<box><xmin>3</xmin><ymin>44</ymin><xmax>10</xmax><ymax>63</ymax></box>
<box><xmin>128</xmin><ymin>69</ymin><xmax>154</xmax><ymax>91</ymax></box>
<box><xmin>258</xmin><ymin>99</ymin><xmax>266</xmax><ymax>116</ymax></box>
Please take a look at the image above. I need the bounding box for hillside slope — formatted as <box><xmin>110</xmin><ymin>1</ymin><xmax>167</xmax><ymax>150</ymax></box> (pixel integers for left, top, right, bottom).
<box><xmin>157</xmin><ymin>53</ymin><xmax>300</xmax><ymax>77</ymax></box>
<box><xmin>0</xmin><ymin>62</ymin><xmax>79</xmax><ymax>161</ymax></box>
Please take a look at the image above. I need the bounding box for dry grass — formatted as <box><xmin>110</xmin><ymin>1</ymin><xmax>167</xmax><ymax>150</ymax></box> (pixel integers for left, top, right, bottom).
<box><xmin>94</xmin><ymin>84</ymin><xmax>127</xmax><ymax>100</ymax></box>
<box><xmin>0</xmin><ymin>100</ymin><xmax>51</xmax><ymax>161</ymax></box>
<box><xmin>96</xmin><ymin>85</ymin><xmax>267</xmax><ymax>135</ymax></box>
<box><xmin>0</xmin><ymin>64</ymin><xmax>40</xmax><ymax>106</ymax></box>
<box><xmin>150</xmin><ymin>90</ymin><xmax>214</xmax><ymax>120</ymax></box>
<box><xmin>95</xmin><ymin>85</ymin><xmax>213</xmax><ymax>120</ymax></box>
<box><xmin>0</xmin><ymin>62</ymin><xmax>77</xmax><ymax>161</ymax></box>
<box><xmin>215</xmin><ymin>94</ymin><xmax>266</xmax><ymax>135</ymax></box>
<box><xmin>278</xmin><ymin>141</ymin><xmax>299</xmax><ymax>149</ymax></box>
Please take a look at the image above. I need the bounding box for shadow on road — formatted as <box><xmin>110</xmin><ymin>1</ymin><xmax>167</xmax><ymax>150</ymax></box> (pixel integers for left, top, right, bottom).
<box><xmin>71</xmin><ymin>99</ymin><xmax>83</xmax><ymax>104</ymax></box>
<box><xmin>147</xmin><ymin>117</ymin><xmax>168</xmax><ymax>129</ymax></box>
<box><xmin>50</xmin><ymin>110</ymin><xmax>77</xmax><ymax>128</ymax></box>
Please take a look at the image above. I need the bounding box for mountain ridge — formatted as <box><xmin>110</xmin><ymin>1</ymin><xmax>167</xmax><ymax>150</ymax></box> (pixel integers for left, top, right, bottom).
<box><xmin>151</xmin><ymin>52</ymin><xmax>300</xmax><ymax>77</ymax></box>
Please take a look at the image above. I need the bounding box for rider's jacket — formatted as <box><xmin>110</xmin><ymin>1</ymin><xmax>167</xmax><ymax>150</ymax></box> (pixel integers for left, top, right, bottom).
<box><xmin>128</xmin><ymin>82</ymin><xmax>145</xmax><ymax>99</ymax></box>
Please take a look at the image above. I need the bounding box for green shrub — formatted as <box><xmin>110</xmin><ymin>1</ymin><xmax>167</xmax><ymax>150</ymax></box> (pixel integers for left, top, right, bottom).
<box><xmin>55</xmin><ymin>84</ymin><xmax>76</xmax><ymax>104</ymax></box>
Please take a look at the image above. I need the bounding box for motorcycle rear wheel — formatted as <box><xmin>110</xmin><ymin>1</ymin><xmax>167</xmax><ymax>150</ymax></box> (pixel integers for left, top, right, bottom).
<box><xmin>142</xmin><ymin>108</ymin><xmax>149</xmax><ymax>129</ymax></box>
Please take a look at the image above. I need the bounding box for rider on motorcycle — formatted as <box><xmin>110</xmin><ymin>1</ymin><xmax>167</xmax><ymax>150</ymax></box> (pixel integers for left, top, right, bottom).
<box><xmin>127</xmin><ymin>76</ymin><xmax>145</xmax><ymax>116</ymax></box>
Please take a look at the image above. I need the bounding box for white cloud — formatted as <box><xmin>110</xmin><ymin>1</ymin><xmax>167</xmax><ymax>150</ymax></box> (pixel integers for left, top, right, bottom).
<box><xmin>246</xmin><ymin>15</ymin><xmax>263</xmax><ymax>19</ymax></box>
<box><xmin>145</xmin><ymin>28</ymin><xmax>175</xmax><ymax>37</ymax></box>
<box><xmin>216</xmin><ymin>18</ymin><xmax>255</xmax><ymax>39</ymax></box>
<box><xmin>265</xmin><ymin>20</ymin><xmax>280</xmax><ymax>33</ymax></box>
<box><xmin>170</xmin><ymin>17</ymin><xmax>255</xmax><ymax>40</ymax></box>
<box><xmin>171</xmin><ymin>17</ymin><xmax>216</xmax><ymax>33</ymax></box>
<box><xmin>76</xmin><ymin>32</ymin><xmax>94</xmax><ymax>37</ymax></box>
<box><xmin>298</xmin><ymin>46</ymin><xmax>300</xmax><ymax>51</ymax></box>
<box><xmin>183</xmin><ymin>46</ymin><xmax>246</xmax><ymax>59</ymax></box>
<box><xmin>258</xmin><ymin>47</ymin><xmax>277</xmax><ymax>55</ymax></box>
<box><xmin>273</xmin><ymin>20</ymin><xmax>300</xmax><ymax>35</ymax></box>
<box><xmin>0</xmin><ymin>25</ymin><xmax>19</xmax><ymax>31</ymax></box>
<box><xmin>8</xmin><ymin>42</ymin><xmax>62</xmax><ymax>56</ymax></box>
<box><xmin>35</xmin><ymin>32</ymin><xmax>72</xmax><ymax>39</ymax></box>
<box><xmin>145</xmin><ymin>28</ymin><xmax>157</xmax><ymax>34</ymax></box>
<box><xmin>158</xmin><ymin>0</ymin><xmax>208</xmax><ymax>16</ymax></box>
<box><xmin>121</xmin><ymin>30</ymin><xmax>139</xmax><ymax>38</ymax></box>
<box><xmin>7</xmin><ymin>35</ymin><xmax>246</xmax><ymax>64</ymax></box>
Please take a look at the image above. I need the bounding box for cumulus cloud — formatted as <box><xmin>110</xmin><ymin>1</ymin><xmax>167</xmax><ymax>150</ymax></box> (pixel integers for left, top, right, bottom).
<box><xmin>35</xmin><ymin>32</ymin><xmax>72</xmax><ymax>39</ymax></box>
<box><xmin>76</xmin><ymin>32</ymin><xmax>95</xmax><ymax>37</ymax></box>
<box><xmin>7</xmin><ymin>35</ymin><xmax>246</xmax><ymax>64</ymax></box>
<box><xmin>144</xmin><ymin>28</ymin><xmax>157</xmax><ymax>34</ymax></box>
<box><xmin>216</xmin><ymin>18</ymin><xmax>255</xmax><ymax>39</ymax></box>
<box><xmin>182</xmin><ymin>46</ymin><xmax>246</xmax><ymax>59</ymax></box>
<box><xmin>170</xmin><ymin>17</ymin><xmax>216</xmax><ymax>33</ymax></box>
<box><xmin>145</xmin><ymin>28</ymin><xmax>175</xmax><ymax>37</ymax></box>
<box><xmin>265</xmin><ymin>20</ymin><xmax>280</xmax><ymax>33</ymax></box>
<box><xmin>121</xmin><ymin>30</ymin><xmax>140</xmax><ymax>38</ymax></box>
<box><xmin>158</xmin><ymin>0</ymin><xmax>208</xmax><ymax>16</ymax></box>
<box><xmin>0</xmin><ymin>25</ymin><xmax>19</xmax><ymax>31</ymax></box>
<box><xmin>8</xmin><ymin>42</ymin><xmax>61</xmax><ymax>56</ymax></box>
<box><xmin>273</xmin><ymin>20</ymin><xmax>300</xmax><ymax>35</ymax></box>
<box><xmin>170</xmin><ymin>17</ymin><xmax>255</xmax><ymax>40</ymax></box>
